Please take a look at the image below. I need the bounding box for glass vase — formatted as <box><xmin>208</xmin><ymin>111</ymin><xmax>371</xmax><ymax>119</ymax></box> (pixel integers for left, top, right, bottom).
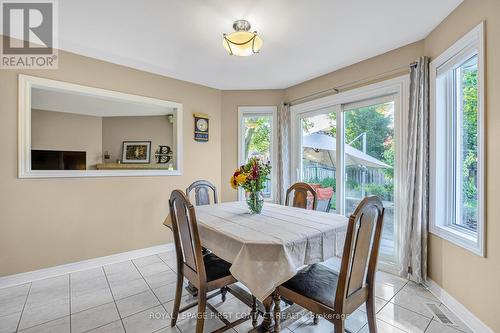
<box><xmin>245</xmin><ymin>191</ymin><xmax>264</xmax><ymax>214</ymax></box>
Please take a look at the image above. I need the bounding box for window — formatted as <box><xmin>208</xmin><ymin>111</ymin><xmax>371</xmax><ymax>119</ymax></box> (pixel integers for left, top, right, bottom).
<box><xmin>291</xmin><ymin>76</ymin><xmax>408</xmax><ymax>273</ymax></box>
<box><xmin>430</xmin><ymin>22</ymin><xmax>485</xmax><ymax>256</ymax></box>
<box><xmin>238</xmin><ymin>106</ymin><xmax>277</xmax><ymax>201</ymax></box>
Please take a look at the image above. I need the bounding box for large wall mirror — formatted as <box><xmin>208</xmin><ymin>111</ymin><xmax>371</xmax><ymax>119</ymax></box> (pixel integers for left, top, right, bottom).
<box><xmin>19</xmin><ymin>75</ymin><xmax>183</xmax><ymax>178</ymax></box>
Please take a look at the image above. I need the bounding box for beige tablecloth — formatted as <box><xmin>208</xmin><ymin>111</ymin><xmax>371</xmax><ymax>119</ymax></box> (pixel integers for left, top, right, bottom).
<box><xmin>164</xmin><ymin>201</ymin><xmax>348</xmax><ymax>301</ymax></box>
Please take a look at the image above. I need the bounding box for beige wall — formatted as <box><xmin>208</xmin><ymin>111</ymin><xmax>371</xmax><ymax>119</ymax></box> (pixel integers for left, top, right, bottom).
<box><xmin>31</xmin><ymin>109</ymin><xmax>103</xmax><ymax>168</ymax></box>
<box><xmin>102</xmin><ymin>116</ymin><xmax>173</xmax><ymax>163</ymax></box>
<box><xmin>424</xmin><ymin>0</ymin><xmax>500</xmax><ymax>331</ymax></box>
<box><xmin>220</xmin><ymin>90</ymin><xmax>284</xmax><ymax>201</ymax></box>
<box><xmin>285</xmin><ymin>41</ymin><xmax>424</xmax><ymax>101</ymax></box>
<box><xmin>0</xmin><ymin>42</ymin><xmax>221</xmax><ymax>276</ymax></box>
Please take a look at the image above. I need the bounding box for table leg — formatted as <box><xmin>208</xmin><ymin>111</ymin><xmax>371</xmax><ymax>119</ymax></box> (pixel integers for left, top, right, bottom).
<box><xmin>262</xmin><ymin>296</ymin><xmax>273</xmax><ymax>332</ymax></box>
<box><xmin>249</xmin><ymin>296</ymin><xmax>273</xmax><ymax>333</ymax></box>
<box><xmin>273</xmin><ymin>292</ymin><xmax>281</xmax><ymax>332</ymax></box>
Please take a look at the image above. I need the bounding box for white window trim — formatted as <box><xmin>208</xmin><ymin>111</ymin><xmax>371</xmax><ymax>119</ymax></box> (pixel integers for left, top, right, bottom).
<box><xmin>237</xmin><ymin>106</ymin><xmax>278</xmax><ymax>202</ymax></box>
<box><xmin>429</xmin><ymin>22</ymin><xmax>485</xmax><ymax>257</ymax></box>
<box><xmin>290</xmin><ymin>75</ymin><xmax>409</xmax><ymax>274</ymax></box>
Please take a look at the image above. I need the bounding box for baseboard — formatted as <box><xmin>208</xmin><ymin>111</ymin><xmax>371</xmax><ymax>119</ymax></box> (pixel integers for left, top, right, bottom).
<box><xmin>0</xmin><ymin>243</ymin><xmax>174</xmax><ymax>289</ymax></box>
<box><xmin>425</xmin><ymin>278</ymin><xmax>494</xmax><ymax>333</ymax></box>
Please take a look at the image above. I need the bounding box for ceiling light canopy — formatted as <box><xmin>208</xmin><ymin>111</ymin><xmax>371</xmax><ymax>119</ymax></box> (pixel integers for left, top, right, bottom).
<box><xmin>223</xmin><ymin>20</ymin><xmax>262</xmax><ymax>57</ymax></box>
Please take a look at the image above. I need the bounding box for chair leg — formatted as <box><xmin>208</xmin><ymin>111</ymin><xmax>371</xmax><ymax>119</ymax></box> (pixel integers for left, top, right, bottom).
<box><xmin>334</xmin><ymin>319</ymin><xmax>345</xmax><ymax>333</ymax></box>
<box><xmin>196</xmin><ymin>289</ymin><xmax>207</xmax><ymax>333</ymax></box>
<box><xmin>273</xmin><ymin>291</ymin><xmax>281</xmax><ymax>333</ymax></box>
<box><xmin>221</xmin><ymin>286</ymin><xmax>227</xmax><ymax>302</ymax></box>
<box><xmin>366</xmin><ymin>297</ymin><xmax>378</xmax><ymax>333</ymax></box>
<box><xmin>313</xmin><ymin>314</ymin><xmax>319</xmax><ymax>325</ymax></box>
<box><xmin>251</xmin><ymin>295</ymin><xmax>258</xmax><ymax>328</ymax></box>
<box><xmin>170</xmin><ymin>273</ymin><xmax>183</xmax><ymax>327</ymax></box>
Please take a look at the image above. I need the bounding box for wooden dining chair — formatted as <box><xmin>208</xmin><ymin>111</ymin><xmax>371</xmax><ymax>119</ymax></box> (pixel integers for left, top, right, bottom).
<box><xmin>186</xmin><ymin>180</ymin><xmax>218</xmax><ymax>206</ymax></box>
<box><xmin>169</xmin><ymin>190</ymin><xmax>255</xmax><ymax>333</ymax></box>
<box><xmin>285</xmin><ymin>182</ymin><xmax>318</xmax><ymax>210</ymax></box>
<box><xmin>274</xmin><ymin>196</ymin><xmax>385</xmax><ymax>333</ymax></box>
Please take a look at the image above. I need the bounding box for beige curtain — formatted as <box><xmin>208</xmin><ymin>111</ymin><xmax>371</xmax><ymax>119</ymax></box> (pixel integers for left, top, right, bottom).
<box><xmin>400</xmin><ymin>57</ymin><xmax>430</xmax><ymax>283</ymax></box>
<box><xmin>276</xmin><ymin>102</ymin><xmax>291</xmax><ymax>204</ymax></box>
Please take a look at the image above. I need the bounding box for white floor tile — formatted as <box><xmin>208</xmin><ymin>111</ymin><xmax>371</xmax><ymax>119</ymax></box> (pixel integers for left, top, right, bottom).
<box><xmin>71</xmin><ymin>287</ymin><xmax>114</xmax><ymax>313</ymax></box>
<box><xmin>376</xmin><ymin>272</ymin><xmax>408</xmax><ymax>289</ymax></box>
<box><xmin>358</xmin><ymin>318</ymin><xmax>407</xmax><ymax>333</ymax></box>
<box><xmin>346</xmin><ymin>309</ymin><xmax>368</xmax><ymax>332</ymax></box>
<box><xmin>133</xmin><ymin>255</ymin><xmax>164</xmax><ymax>267</ymax></box>
<box><xmin>0</xmin><ymin>311</ymin><xmax>22</xmax><ymax>333</ymax></box>
<box><xmin>357</xmin><ymin>297</ymin><xmax>388</xmax><ymax>314</ymax></box>
<box><xmin>122</xmin><ymin>305</ymin><xmax>170</xmax><ymax>333</ymax></box>
<box><xmin>294</xmin><ymin>316</ymin><xmax>333</xmax><ymax>333</ymax></box>
<box><xmin>137</xmin><ymin>262</ymin><xmax>171</xmax><ymax>277</ymax></box>
<box><xmin>116</xmin><ymin>290</ymin><xmax>160</xmax><ymax>318</ymax></box>
<box><xmin>86</xmin><ymin>320</ymin><xmax>125</xmax><ymax>333</ymax></box>
<box><xmin>158</xmin><ymin>251</ymin><xmax>177</xmax><ymax>266</ymax></box>
<box><xmin>154</xmin><ymin>326</ymin><xmax>182</xmax><ymax>333</ymax></box>
<box><xmin>144</xmin><ymin>270</ymin><xmax>177</xmax><ymax>289</ymax></box>
<box><xmin>70</xmin><ymin>302</ymin><xmax>119</xmax><ymax>333</ymax></box>
<box><xmin>70</xmin><ymin>268</ymin><xmax>109</xmax><ymax>295</ymax></box>
<box><xmin>425</xmin><ymin>319</ymin><xmax>468</xmax><ymax>333</ymax></box>
<box><xmin>153</xmin><ymin>284</ymin><xmax>180</xmax><ymax>304</ymax></box>
<box><xmin>109</xmin><ymin>278</ymin><xmax>150</xmax><ymax>300</ymax></box>
<box><xmin>0</xmin><ymin>284</ymin><xmax>30</xmax><ymax>317</ymax></box>
<box><xmin>375</xmin><ymin>282</ymin><xmax>402</xmax><ymax>301</ymax></box>
<box><xmin>175</xmin><ymin>308</ymin><xmax>225</xmax><ymax>333</ymax></box>
<box><xmin>377</xmin><ymin>302</ymin><xmax>432</xmax><ymax>332</ymax></box>
<box><xmin>401</xmin><ymin>282</ymin><xmax>437</xmax><ymax>301</ymax></box>
<box><xmin>27</xmin><ymin>275</ymin><xmax>69</xmax><ymax>305</ymax></box>
<box><xmin>17</xmin><ymin>316</ymin><xmax>69</xmax><ymax>333</ymax></box>
<box><xmin>390</xmin><ymin>289</ymin><xmax>439</xmax><ymax>319</ymax></box>
<box><xmin>18</xmin><ymin>296</ymin><xmax>69</xmax><ymax>330</ymax></box>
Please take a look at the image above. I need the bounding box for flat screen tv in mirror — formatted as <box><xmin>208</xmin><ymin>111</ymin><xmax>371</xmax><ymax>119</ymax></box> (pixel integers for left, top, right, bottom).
<box><xmin>18</xmin><ymin>75</ymin><xmax>183</xmax><ymax>178</ymax></box>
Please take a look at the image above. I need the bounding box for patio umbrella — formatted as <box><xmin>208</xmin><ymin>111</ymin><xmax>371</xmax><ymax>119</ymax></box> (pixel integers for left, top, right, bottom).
<box><xmin>302</xmin><ymin>133</ymin><xmax>391</xmax><ymax>169</ymax></box>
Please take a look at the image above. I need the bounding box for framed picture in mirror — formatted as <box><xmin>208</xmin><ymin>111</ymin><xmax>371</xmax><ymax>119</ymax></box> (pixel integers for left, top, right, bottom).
<box><xmin>122</xmin><ymin>141</ymin><xmax>151</xmax><ymax>164</ymax></box>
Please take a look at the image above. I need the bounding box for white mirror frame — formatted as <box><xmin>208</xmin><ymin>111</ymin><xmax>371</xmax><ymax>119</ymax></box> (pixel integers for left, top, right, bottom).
<box><xmin>18</xmin><ymin>74</ymin><xmax>183</xmax><ymax>178</ymax></box>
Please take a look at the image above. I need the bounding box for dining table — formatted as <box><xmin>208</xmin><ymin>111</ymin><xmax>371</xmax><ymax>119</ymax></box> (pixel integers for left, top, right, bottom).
<box><xmin>164</xmin><ymin>200</ymin><xmax>349</xmax><ymax>332</ymax></box>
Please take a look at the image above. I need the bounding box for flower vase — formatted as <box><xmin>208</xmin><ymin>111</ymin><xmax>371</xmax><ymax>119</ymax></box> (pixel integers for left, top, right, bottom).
<box><xmin>245</xmin><ymin>191</ymin><xmax>264</xmax><ymax>214</ymax></box>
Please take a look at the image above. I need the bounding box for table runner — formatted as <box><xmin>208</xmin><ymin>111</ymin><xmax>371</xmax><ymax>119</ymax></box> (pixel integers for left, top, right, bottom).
<box><xmin>164</xmin><ymin>201</ymin><xmax>348</xmax><ymax>301</ymax></box>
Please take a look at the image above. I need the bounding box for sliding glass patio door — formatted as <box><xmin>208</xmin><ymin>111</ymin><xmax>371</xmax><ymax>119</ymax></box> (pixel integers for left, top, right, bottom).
<box><xmin>342</xmin><ymin>97</ymin><xmax>398</xmax><ymax>265</ymax></box>
<box><xmin>294</xmin><ymin>94</ymin><xmax>401</xmax><ymax>270</ymax></box>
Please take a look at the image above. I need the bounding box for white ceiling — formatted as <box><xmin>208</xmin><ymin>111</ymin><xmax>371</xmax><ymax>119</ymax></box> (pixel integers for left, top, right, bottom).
<box><xmin>57</xmin><ymin>0</ymin><xmax>463</xmax><ymax>90</ymax></box>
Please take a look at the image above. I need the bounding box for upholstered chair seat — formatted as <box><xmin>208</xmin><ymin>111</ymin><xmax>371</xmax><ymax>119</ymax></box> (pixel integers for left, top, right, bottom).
<box><xmin>203</xmin><ymin>253</ymin><xmax>232</xmax><ymax>282</ymax></box>
<box><xmin>282</xmin><ymin>263</ymin><xmax>339</xmax><ymax>309</ymax></box>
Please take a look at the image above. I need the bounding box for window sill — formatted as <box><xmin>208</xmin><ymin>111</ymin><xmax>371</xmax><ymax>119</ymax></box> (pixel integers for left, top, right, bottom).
<box><xmin>430</xmin><ymin>224</ymin><xmax>484</xmax><ymax>257</ymax></box>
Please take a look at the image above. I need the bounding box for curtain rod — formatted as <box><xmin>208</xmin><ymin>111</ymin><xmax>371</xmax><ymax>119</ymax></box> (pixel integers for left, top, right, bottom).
<box><xmin>286</xmin><ymin>61</ymin><xmax>418</xmax><ymax>106</ymax></box>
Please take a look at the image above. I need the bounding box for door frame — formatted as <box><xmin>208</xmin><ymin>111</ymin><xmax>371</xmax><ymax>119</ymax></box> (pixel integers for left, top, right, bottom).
<box><xmin>290</xmin><ymin>75</ymin><xmax>409</xmax><ymax>273</ymax></box>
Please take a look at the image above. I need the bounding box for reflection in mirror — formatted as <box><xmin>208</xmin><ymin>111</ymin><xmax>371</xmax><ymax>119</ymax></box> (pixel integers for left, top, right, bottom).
<box><xmin>19</xmin><ymin>75</ymin><xmax>182</xmax><ymax>177</ymax></box>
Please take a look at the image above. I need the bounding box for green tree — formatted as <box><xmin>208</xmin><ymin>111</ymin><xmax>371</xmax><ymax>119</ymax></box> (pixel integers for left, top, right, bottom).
<box><xmin>461</xmin><ymin>65</ymin><xmax>478</xmax><ymax>227</ymax></box>
<box><xmin>328</xmin><ymin>103</ymin><xmax>393</xmax><ymax>162</ymax></box>
<box><xmin>244</xmin><ymin>117</ymin><xmax>271</xmax><ymax>160</ymax></box>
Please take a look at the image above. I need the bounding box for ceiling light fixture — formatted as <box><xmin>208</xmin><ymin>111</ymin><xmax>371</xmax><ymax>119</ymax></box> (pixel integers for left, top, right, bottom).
<box><xmin>223</xmin><ymin>20</ymin><xmax>262</xmax><ymax>56</ymax></box>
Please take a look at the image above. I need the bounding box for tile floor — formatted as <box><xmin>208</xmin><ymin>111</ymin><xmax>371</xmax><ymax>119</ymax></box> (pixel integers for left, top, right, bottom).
<box><xmin>0</xmin><ymin>251</ymin><xmax>473</xmax><ymax>333</ymax></box>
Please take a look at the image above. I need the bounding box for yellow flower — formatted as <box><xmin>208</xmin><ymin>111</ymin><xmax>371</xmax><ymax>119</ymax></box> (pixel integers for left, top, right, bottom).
<box><xmin>230</xmin><ymin>176</ymin><xmax>238</xmax><ymax>189</ymax></box>
<box><xmin>236</xmin><ymin>173</ymin><xmax>248</xmax><ymax>185</ymax></box>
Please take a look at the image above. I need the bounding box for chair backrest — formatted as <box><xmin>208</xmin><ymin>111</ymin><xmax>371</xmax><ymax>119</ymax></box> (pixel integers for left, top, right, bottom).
<box><xmin>186</xmin><ymin>180</ymin><xmax>218</xmax><ymax>206</ymax></box>
<box><xmin>334</xmin><ymin>196</ymin><xmax>384</xmax><ymax>314</ymax></box>
<box><xmin>285</xmin><ymin>182</ymin><xmax>318</xmax><ymax>210</ymax></box>
<box><xmin>169</xmin><ymin>190</ymin><xmax>207</xmax><ymax>284</ymax></box>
